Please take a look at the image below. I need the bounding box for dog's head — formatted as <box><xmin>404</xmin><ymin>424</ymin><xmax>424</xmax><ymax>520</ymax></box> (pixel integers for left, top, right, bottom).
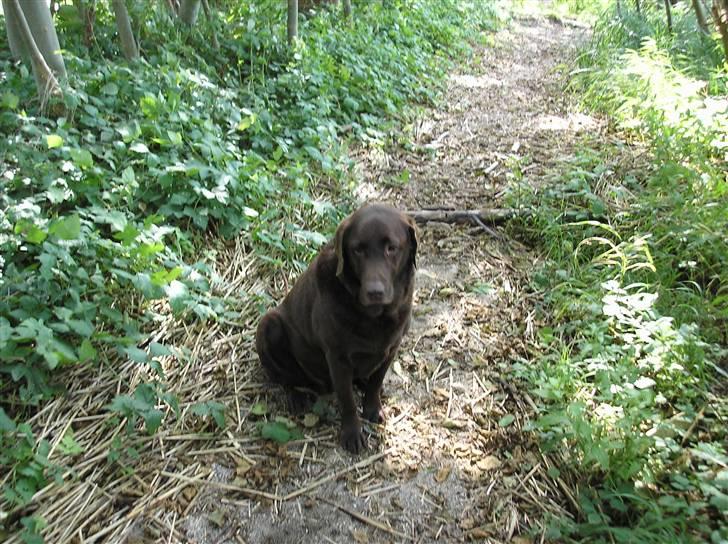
<box><xmin>334</xmin><ymin>203</ymin><xmax>417</xmax><ymax>310</ymax></box>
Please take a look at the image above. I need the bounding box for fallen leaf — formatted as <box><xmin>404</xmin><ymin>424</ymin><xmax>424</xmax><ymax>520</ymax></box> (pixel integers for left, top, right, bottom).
<box><xmin>442</xmin><ymin>418</ymin><xmax>467</xmax><ymax>429</ymax></box>
<box><xmin>207</xmin><ymin>508</ymin><xmax>226</xmax><ymax>527</ymax></box>
<box><xmin>182</xmin><ymin>486</ymin><xmax>197</xmax><ymax>502</ymax></box>
<box><xmin>435</xmin><ymin>465</ymin><xmax>452</xmax><ymax>483</ymax></box>
<box><xmin>460</xmin><ymin>517</ymin><xmax>476</xmax><ymax>530</ymax></box>
<box><xmin>303</xmin><ymin>413</ymin><xmax>319</xmax><ymax>428</ymax></box>
<box><xmin>469</xmin><ymin>527</ymin><xmax>492</xmax><ymax>539</ymax></box>
<box><xmin>477</xmin><ymin>455</ymin><xmax>502</xmax><ymax>471</ymax></box>
<box><xmin>351</xmin><ymin>529</ymin><xmax>368</xmax><ymax>543</ymax></box>
<box><xmin>236</xmin><ymin>459</ymin><xmax>252</xmax><ymax>476</ymax></box>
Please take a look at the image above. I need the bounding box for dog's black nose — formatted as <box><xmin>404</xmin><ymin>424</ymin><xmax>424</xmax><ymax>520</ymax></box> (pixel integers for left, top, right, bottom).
<box><xmin>366</xmin><ymin>282</ymin><xmax>385</xmax><ymax>302</ymax></box>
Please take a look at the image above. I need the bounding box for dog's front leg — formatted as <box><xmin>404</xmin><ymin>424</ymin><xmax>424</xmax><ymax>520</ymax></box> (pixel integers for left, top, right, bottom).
<box><xmin>328</xmin><ymin>355</ymin><xmax>366</xmax><ymax>454</ymax></box>
<box><xmin>362</xmin><ymin>357</ymin><xmax>393</xmax><ymax>424</ymax></box>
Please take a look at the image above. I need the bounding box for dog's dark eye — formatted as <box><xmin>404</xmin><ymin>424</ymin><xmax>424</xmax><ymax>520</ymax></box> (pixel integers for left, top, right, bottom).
<box><xmin>385</xmin><ymin>244</ymin><xmax>398</xmax><ymax>255</ymax></box>
<box><xmin>353</xmin><ymin>246</ymin><xmax>366</xmax><ymax>256</ymax></box>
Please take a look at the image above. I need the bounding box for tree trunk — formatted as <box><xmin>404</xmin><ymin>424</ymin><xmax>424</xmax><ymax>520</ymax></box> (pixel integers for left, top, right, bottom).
<box><xmin>342</xmin><ymin>0</ymin><xmax>352</xmax><ymax>18</ymax></box>
<box><xmin>72</xmin><ymin>0</ymin><xmax>96</xmax><ymax>46</ymax></box>
<box><xmin>163</xmin><ymin>0</ymin><xmax>179</xmax><ymax>14</ymax></box>
<box><xmin>288</xmin><ymin>0</ymin><xmax>298</xmax><ymax>44</ymax></box>
<box><xmin>201</xmin><ymin>0</ymin><xmax>219</xmax><ymax>49</ymax></box>
<box><xmin>179</xmin><ymin>0</ymin><xmax>202</xmax><ymax>25</ymax></box>
<box><xmin>714</xmin><ymin>0</ymin><xmax>728</xmax><ymax>63</ymax></box>
<box><xmin>692</xmin><ymin>0</ymin><xmax>710</xmax><ymax>32</ymax></box>
<box><xmin>635</xmin><ymin>0</ymin><xmax>641</xmax><ymax>14</ymax></box>
<box><xmin>4</xmin><ymin>0</ymin><xmax>64</xmax><ymax>106</ymax></box>
<box><xmin>2</xmin><ymin>0</ymin><xmax>25</xmax><ymax>59</ymax></box>
<box><xmin>663</xmin><ymin>0</ymin><xmax>673</xmax><ymax>31</ymax></box>
<box><xmin>111</xmin><ymin>0</ymin><xmax>139</xmax><ymax>60</ymax></box>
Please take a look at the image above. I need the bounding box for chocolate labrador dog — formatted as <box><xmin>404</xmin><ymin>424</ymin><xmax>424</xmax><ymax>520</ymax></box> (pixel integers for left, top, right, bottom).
<box><xmin>255</xmin><ymin>203</ymin><xmax>417</xmax><ymax>453</ymax></box>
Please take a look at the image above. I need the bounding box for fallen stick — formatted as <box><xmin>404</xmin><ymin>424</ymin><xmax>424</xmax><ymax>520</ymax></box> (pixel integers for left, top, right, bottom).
<box><xmin>283</xmin><ymin>449</ymin><xmax>389</xmax><ymax>501</ymax></box>
<box><xmin>160</xmin><ymin>471</ymin><xmax>283</xmax><ymax>502</ymax></box>
<box><xmin>312</xmin><ymin>494</ymin><xmax>413</xmax><ymax>541</ymax></box>
<box><xmin>405</xmin><ymin>208</ymin><xmax>523</xmax><ymax>225</ymax></box>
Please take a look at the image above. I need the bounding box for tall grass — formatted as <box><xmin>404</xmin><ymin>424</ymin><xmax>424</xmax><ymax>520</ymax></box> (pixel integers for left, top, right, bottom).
<box><xmin>511</xmin><ymin>2</ymin><xmax>728</xmax><ymax>541</ymax></box>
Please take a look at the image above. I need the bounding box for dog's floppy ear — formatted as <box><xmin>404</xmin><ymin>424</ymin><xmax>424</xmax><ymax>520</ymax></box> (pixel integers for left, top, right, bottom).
<box><xmin>404</xmin><ymin>214</ymin><xmax>418</xmax><ymax>268</ymax></box>
<box><xmin>334</xmin><ymin>216</ymin><xmax>352</xmax><ymax>279</ymax></box>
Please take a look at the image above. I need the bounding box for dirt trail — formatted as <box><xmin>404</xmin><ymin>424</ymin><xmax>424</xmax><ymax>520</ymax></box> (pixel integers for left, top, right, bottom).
<box><xmin>0</xmin><ymin>11</ymin><xmax>607</xmax><ymax>544</ymax></box>
<box><xmin>181</xmin><ymin>13</ymin><xmax>595</xmax><ymax>544</ymax></box>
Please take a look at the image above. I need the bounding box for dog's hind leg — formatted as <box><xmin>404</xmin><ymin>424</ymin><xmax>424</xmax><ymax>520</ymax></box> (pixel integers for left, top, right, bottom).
<box><xmin>255</xmin><ymin>310</ymin><xmax>312</xmax><ymax>413</ymax></box>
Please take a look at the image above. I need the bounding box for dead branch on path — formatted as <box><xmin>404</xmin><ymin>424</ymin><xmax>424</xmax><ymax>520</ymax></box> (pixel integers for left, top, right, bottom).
<box><xmin>406</xmin><ymin>208</ymin><xmax>527</xmax><ymax>227</ymax></box>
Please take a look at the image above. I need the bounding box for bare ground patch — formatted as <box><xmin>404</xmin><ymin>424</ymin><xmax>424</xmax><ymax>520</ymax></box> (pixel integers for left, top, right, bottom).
<box><xmin>2</xmin><ymin>11</ymin><xmax>607</xmax><ymax>544</ymax></box>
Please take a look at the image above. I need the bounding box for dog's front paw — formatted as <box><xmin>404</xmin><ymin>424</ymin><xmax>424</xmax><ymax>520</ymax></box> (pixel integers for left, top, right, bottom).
<box><xmin>362</xmin><ymin>402</ymin><xmax>385</xmax><ymax>424</ymax></box>
<box><xmin>363</xmin><ymin>393</ymin><xmax>385</xmax><ymax>424</ymax></box>
<box><xmin>340</xmin><ymin>422</ymin><xmax>366</xmax><ymax>454</ymax></box>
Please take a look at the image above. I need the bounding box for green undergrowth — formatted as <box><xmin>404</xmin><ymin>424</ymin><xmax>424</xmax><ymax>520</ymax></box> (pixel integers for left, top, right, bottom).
<box><xmin>0</xmin><ymin>0</ymin><xmax>503</xmax><ymax>538</ymax></box>
<box><xmin>508</xmin><ymin>3</ymin><xmax>727</xmax><ymax>542</ymax></box>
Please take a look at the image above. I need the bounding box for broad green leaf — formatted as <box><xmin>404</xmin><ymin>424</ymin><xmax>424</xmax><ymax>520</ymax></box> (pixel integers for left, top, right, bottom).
<box><xmin>47</xmin><ymin>181</ymin><xmax>72</xmax><ymax>204</ymax></box>
<box><xmin>46</xmin><ymin>134</ymin><xmax>63</xmax><ymax>149</ymax></box>
<box><xmin>2</xmin><ymin>91</ymin><xmax>19</xmax><ymax>109</ymax></box>
<box><xmin>101</xmin><ymin>82</ymin><xmax>119</xmax><ymax>96</ymax></box>
<box><xmin>58</xmin><ymin>429</ymin><xmax>83</xmax><ymax>455</ymax></box>
<box><xmin>49</xmin><ymin>215</ymin><xmax>81</xmax><ymax>240</ymax></box>
<box><xmin>0</xmin><ymin>407</ymin><xmax>16</xmax><ymax>432</ymax></box>
<box><xmin>66</xmin><ymin>319</ymin><xmax>94</xmax><ymax>338</ymax></box>
<box><xmin>124</xmin><ymin>346</ymin><xmax>149</xmax><ymax>363</ymax></box>
<box><xmin>69</xmin><ymin>148</ymin><xmax>93</xmax><ymax>168</ymax></box>
<box><xmin>143</xmin><ymin>409</ymin><xmax>163</xmax><ymax>434</ymax></box>
<box><xmin>250</xmin><ymin>402</ymin><xmax>267</xmax><ymax>416</ymax></box>
<box><xmin>167</xmin><ymin>131</ymin><xmax>183</xmax><ymax>145</ymax></box>
<box><xmin>151</xmin><ymin>267</ymin><xmax>182</xmax><ymax>286</ymax></box>
<box><xmin>236</xmin><ymin>114</ymin><xmax>256</xmax><ymax>131</ymax></box>
<box><xmin>15</xmin><ymin>221</ymin><xmax>47</xmax><ymax>244</ymax></box>
<box><xmin>260</xmin><ymin>421</ymin><xmax>293</xmax><ymax>444</ymax></box>
<box><xmin>78</xmin><ymin>339</ymin><xmax>97</xmax><ymax>362</ymax></box>
<box><xmin>150</xmin><ymin>342</ymin><xmax>173</xmax><ymax>357</ymax></box>
<box><xmin>498</xmin><ymin>414</ymin><xmax>516</xmax><ymax>427</ymax></box>
<box><xmin>130</xmin><ymin>142</ymin><xmax>149</xmax><ymax>154</ymax></box>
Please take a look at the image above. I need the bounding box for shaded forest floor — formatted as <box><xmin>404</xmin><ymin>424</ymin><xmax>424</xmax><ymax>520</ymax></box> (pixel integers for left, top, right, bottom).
<box><xmin>2</xmin><ymin>9</ymin><xmax>604</xmax><ymax>544</ymax></box>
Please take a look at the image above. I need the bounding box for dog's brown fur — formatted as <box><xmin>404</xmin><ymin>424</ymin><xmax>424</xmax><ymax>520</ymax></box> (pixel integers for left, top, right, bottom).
<box><xmin>255</xmin><ymin>203</ymin><xmax>417</xmax><ymax>453</ymax></box>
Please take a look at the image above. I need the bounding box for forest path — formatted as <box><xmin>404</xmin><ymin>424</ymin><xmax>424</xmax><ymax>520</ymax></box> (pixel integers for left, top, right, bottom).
<box><xmin>0</xmin><ymin>9</ymin><xmax>603</xmax><ymax>544</ymax></box>
<box><xmin>184</xmin><ymin>10</ymin><xmax>595</xmax><ymax>544</ymax></box>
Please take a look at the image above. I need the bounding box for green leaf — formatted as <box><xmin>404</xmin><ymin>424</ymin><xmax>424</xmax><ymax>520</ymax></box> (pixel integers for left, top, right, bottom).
<box><xmin>190</xmin><ymin>401</ymin><xmax>226</xmax><ymax>428</ymax></box>
<box><xmin>143</xmin><ymin>409</ymin><xmax>163</xmax><ymax>434</ymax></box>
<box><xmin>69</xmin><ymin>148</ymin><xmax>93</xmax><ymax>168</ymax></box>
<box><xmin>58</xmin><ymin>429</ymin><xmax>84</xmax><ymax>455</ymax></box>
<box><xmin>150</xmin><ymin>342</ymin><xmax>173</xmax><ymax>357</ymax></box>
<box><xmin>167</xmin><ymin>131</ymin><xmax>183</xmax><ymax>146</ymax></box>
<box><xmin>124</xmin><ymin>346</ymin><xmax>149</xmax><ymax>363</ymax></box>
<box><xmin>46</xmin><ymin>134</ymin><xmax>63</xmax><ymax>149</ymax></box>
<box><xmin>15</xmin><ymin>221</ymin><xmax>47</xmax><ymax>244</ymax></box>
<box><xmin>498</xmin><ymin>414</ymin><xmax>516</xmax><ymax>427</ymax></box>
<box><xmin>236</xmin><ymin>114</ymin><xmax>256</xmax><ymax>131</ymax></box>
<box><xmin>101</xmin><ymin>82</ymin><xmax>119</xmax><ymax>96</ymax></box>
<box><xmin>67</xmin><ymin>319</ymin><xmax>94</xmax><ymax>337</ymax></box>
<box><xmin>2</xmin><ymin>91</ymin><xmax>19</xmax><ymax>109</ymax></box>
<box><xmin>260</xmin><ymin>421</ymin><xmax>293</xmax><ymax>444</ymax></box>
<box><xmin>130</xmin><ymin>142</ymin><xmax>149</xmax><ymax>154</ymax></box>
<box><xmin>78</xmin><ymin>339</ymin><xmax>97</xmax><ymax>362</ymax></box>
<box><xmin>151</xmin><ymin>267</ymin><xmax>182</xmax><ymax>286</ymax></box>
<box><xmin>49</xmin><ymin>214</ymin><xmax>81</xmax><ymax>240</ymax></box>
<box><xmin>250</xmin><ymin>402</ymin><xmax>267</xmax><ymax>416</ymax></box>
<box><xmin>0</xmin><ymin>407</ymin><xmax>16</xmax><ymax>432</ymax></box>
